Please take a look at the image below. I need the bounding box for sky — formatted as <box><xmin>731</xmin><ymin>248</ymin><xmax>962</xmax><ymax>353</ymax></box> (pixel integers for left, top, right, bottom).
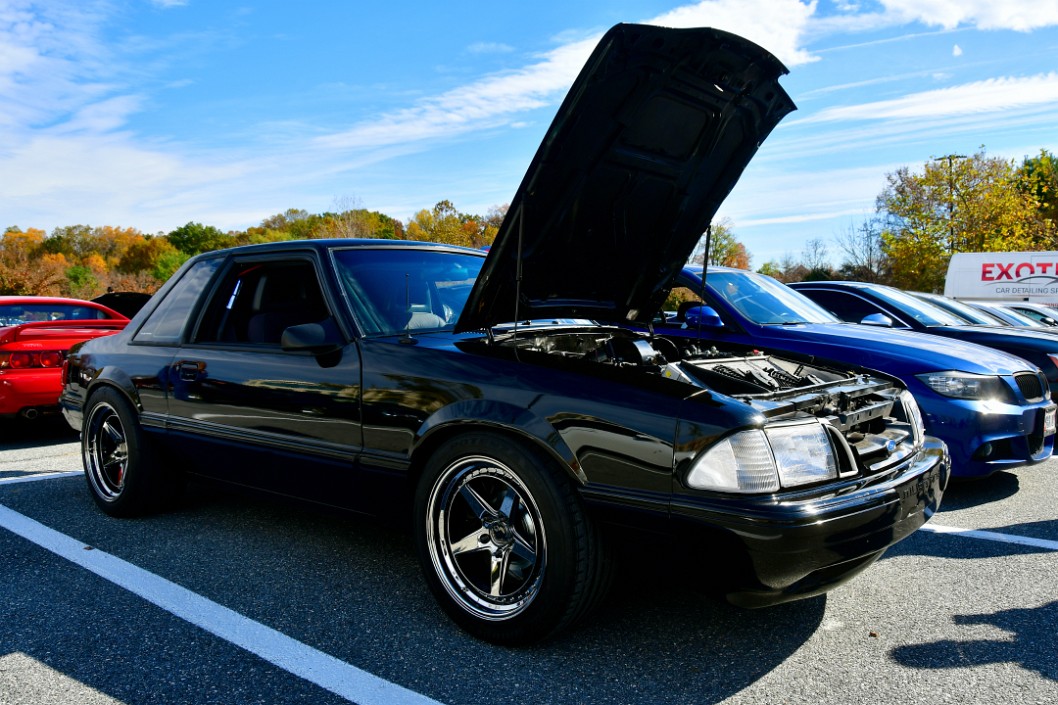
<box><xmin>2</xmin><ymin>0</ymin><xmax>1058</xmax><ymax>267</ymax></box>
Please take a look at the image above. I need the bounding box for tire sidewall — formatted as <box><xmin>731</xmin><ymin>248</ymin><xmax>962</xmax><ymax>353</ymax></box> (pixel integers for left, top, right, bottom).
<box><xmin>82</xmin><ymin>387</ymin><xmax>152</xmax><ymax>517</ymax></box>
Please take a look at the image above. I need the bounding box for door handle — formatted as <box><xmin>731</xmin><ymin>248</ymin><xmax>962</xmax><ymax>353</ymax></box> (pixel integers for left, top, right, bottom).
<box><xmin>177</xmin><ymin>360</ymin><xmax>205</xmax><ymax>381</ymax></box>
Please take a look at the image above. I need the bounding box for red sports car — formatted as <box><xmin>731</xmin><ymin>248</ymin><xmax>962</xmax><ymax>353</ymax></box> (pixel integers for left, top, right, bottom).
<box><xmin>0</xmin><ymin>296</ymin><xmax>129</xmax><ymax>420</ymax></box>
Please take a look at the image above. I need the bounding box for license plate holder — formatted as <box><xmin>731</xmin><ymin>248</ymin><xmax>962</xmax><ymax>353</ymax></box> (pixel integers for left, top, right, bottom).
<box><xmin>1044</xmin><ymin>405</ymin><xmax>1056</xmax><ymax>436</ymax></box>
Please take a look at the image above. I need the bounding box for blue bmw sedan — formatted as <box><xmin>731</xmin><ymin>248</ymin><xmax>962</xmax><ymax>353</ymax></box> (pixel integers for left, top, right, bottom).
<box><xmin>659</xmin><ymin>266</ymin><xmax>1055</xmax><ymax>478</ymax></box>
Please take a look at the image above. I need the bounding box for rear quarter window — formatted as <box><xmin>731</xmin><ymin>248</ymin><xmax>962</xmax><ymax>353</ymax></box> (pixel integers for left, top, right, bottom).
<box><xmin>133</xmin><ymin>259</ymin><xmax>221</xmax><ymax>344</ymax></box>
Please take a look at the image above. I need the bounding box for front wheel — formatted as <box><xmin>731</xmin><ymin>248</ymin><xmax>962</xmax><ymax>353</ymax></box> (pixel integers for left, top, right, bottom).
<box><xmin>82</xmin><ymin>388</ymin><xmax>177</xmax><ymax>516</ymax></box>
<box><xmin>413</xmin><ymin>433</ymin><xmax>611</xmax><ymax>644</ymax></box>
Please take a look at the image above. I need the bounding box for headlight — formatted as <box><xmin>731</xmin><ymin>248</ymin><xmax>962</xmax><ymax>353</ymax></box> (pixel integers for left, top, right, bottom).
<box><xmin>686</xmin><ymin>422</ymin><xmax>838</xmax><ymax>493</ymax></box>
<box><xmin>915</xmin><ymin>371</ymin><xmax>1008</xmax><ymax>400</ymax></box>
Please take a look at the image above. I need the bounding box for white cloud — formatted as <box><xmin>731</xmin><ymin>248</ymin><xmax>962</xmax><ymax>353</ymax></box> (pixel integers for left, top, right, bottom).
<box><xmin>797</xmin><ymin>72</ymin><xmax>1058</xmax><ymax>123</ymax></box>
<box><xmin>880</xmin><ymin>0</ymin><xmax>1058</xmax><ymax>31</ymax></box>
<box><xmin>466</xmin><ymin>42</ymin><xmax>514</xmax><ymax>54</ymax></box>
<box><xmin>314</xmin><ymin>35</ymin><xmax>597</xmax><ymax>150</ymax></box>
<box><xmin>649</xmin><ymin>0</ymin><xmax>818</xmax><ymax>66</ymax></box>
<box><xmin>952</xmin><ymin>43</ymin><xmax>963</xmax><ymax>56</ymax></box>
<box><xmin>317</xmin><ymin>0</ymin><xmax>819</xmax><ymax>154</ymax></box>
<box><xmin>0</xmin><ymin>2</ymin><xmax>119</xmax><ymax>131</ymax></box>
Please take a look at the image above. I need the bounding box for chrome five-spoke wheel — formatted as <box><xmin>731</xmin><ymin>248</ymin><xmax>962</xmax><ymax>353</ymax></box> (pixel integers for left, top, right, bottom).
<box><xmin>426</xmin><ymin>456</ymin><xmax>547</xmax><ymax>621</ymax></box>
<box><xmin>80</xmin><ymin>387</ymin><xmax>174</xmax><ymax>516</ymax></box>
<box><xmin>84</xmin><ymin>400</ymin><xmax>129</xmax><ymax>502</ymax></box>
<box><xmin>414</xmin><ymin>432</ymin><xmax>609</xmax><ymax>645</ymax></box>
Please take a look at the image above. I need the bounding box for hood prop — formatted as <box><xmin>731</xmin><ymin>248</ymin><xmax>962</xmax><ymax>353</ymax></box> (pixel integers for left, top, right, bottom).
<box><xmin>695</xmin><ymin>223</ymin><xmax>713</xmax><ymax>342</ymax></box>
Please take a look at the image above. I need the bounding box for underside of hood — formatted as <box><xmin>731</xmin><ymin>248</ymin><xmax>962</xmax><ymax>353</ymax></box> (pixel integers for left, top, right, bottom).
<box><xmin>457</xmin><ymin>23</ymin><xmax>795</xmax><ymax>332</ymax></box>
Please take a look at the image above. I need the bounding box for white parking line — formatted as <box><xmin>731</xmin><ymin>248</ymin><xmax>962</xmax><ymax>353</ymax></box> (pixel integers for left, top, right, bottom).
<box><xmin>918</xmin><ymin>522</ymin><xmax>1058</xmax><ymax>551</ymax></box>
<box><xmin>0</xmin><ymin>503</ymin><xmax>444</xmax><ymax>705</ymax></box>
<box><xmin>0</xmin><ymin>471</ymin><xmax>82</xmax><ymax>485</ymax></box>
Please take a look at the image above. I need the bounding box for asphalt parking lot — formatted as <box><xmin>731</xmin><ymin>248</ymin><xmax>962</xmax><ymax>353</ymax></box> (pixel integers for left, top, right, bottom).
<box><xmin>1</xmin><ymin>418</ymin><xmax>1056</xmax><ymax>705</ymax></box>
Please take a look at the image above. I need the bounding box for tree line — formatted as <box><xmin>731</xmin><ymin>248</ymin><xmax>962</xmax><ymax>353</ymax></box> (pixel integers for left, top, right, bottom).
<box><xmin>747</xmin><ymin>148</ymin><xmax>1058</xmax><ymax>291</ymax></box>
<box><xmin>3</xmin><ymin>147</ymin><xmax>1055</xmax><ymax>300</ymax></box>
<box><xmin>0</xmin><ymin>200</ymin><xmax>507</xmax><ymax>298</ymax></box>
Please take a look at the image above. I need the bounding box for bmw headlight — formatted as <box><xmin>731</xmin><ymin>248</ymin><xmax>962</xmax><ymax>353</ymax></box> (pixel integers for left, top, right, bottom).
<box><xmin>686</xmin><ymin>421</ymin><xmax>838</xmax><ymax>493</ymax></box>
<box><xmin>915</xmin><ymin>372</ymin><xmax>1008</xmax><ymax>400</ymax></box>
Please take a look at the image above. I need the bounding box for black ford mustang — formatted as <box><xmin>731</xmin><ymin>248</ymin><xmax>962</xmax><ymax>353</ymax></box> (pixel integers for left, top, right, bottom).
<box><xmin>60</xmin><ymin>24</ymin><xmax>948</xmax><ymax>644</ymax></box>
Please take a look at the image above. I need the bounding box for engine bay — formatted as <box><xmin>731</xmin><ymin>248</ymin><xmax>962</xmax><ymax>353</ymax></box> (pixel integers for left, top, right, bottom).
<box><xmin>485</xmin><ymin>325</ymin><xmax>919</xmax><ymax>474</ymax></box>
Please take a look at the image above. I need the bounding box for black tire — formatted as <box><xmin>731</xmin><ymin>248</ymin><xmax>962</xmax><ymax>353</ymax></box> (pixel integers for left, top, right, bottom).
<box><xmin>413</xmin><ymin>432</ymin><xmax>611</xmax><ymax>645</ymax></box>
<box><xmin>81</xmin><ymin>387</ymin><xmax>178</xmax><ymax>517</ymax></box>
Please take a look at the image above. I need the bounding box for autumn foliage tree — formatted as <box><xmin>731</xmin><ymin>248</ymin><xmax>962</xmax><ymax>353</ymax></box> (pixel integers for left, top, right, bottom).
<box><xmin>876</xmin><ymin>149</ymin><xmax>1053</xmax><ymax>292</ymax></box>
<box><xmin>405</xmin><ymin>200</ymin><xmax>500</xmax><ymax>249</ymax></box>
<box><xmin>1019</xmin><ymin>149</ymin><xmax>1058</xmax><ymax>237</ymax></box>
<box><xmin>0</xmin><ymin>228</ymin><xmax>66</xmax><ymax>295</ymax></box>
<box><xmin>689</xmin><ymin>218</ymin><xmax>750</xmax><ymax>268</ymax></box>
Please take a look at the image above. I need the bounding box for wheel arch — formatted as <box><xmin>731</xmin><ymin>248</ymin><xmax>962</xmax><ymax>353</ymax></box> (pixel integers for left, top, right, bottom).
<box><xmin>82</xmin><ymin>367</ymin><xmax>145</xmax><ymax>415</ymax></box>
<box><xmin>407</xmin><ymin>401</ymin><xmax>586</xmax><ymax>502</ymax></box>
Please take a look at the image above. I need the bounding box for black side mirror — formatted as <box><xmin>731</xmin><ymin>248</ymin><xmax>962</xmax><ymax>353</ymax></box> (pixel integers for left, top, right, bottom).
<box><xmin>281</xmin><ymin>318</ymin><xmax>344</xmax><ymax>355</ymax></box>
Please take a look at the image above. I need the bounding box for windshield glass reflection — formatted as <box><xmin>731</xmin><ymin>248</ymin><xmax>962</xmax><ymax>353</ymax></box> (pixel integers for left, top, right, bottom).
<box><xmin>702</xmin><ymin>269</ymin><xmax>840</xmax><ymax>325</ymax></box>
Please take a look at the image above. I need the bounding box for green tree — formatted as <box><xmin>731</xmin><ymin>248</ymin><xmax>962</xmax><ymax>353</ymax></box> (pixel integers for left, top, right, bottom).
<box><xmin>757</xmin><ymin>261</ymin><xmax>782</xmax><ymax>279</ymax></box>
<box><xmin>40</xmin><ymin>225</ymin><xmax>94</xmax><ymax>260</ymax></box>
<box><xmin>65</xmin><ymin>265</ymin><xmax>98</xmax><ymax>299</ymax></box>
<box><xmin>167</xmin><ymin>222</ymin><xmax>230</xmax><ymax>255</ymax></box>
<box><xmin>690</xmin><ymin>218</ymin><xmax>751</xmax><ymax>268</ymax></box>
<box><xmin>876</xmin><ymin>149</ymin><xmax>1048</xmax><ymax>291</ymax></box>
<box><xmin>1019</xmin><ymin>149</ymin><xmax>1058</xmax><ymax>237</ymax></box>
<box><xmin>154</xmin><ymin>250</ymin><xmax>191</xmax><ymax>283</ymax></box>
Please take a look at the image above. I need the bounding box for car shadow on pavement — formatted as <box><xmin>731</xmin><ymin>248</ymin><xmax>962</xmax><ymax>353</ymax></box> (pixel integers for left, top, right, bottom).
<box><xmin>887</xmin><ymin>516</ymin><xmax>1058</xmax><ymax>560</ymax></box>
<box><xmin>940</xmin><ymin>471</ymin><xmax>1020</xmax><ymax>510</ymax></box>
<box><xmin>889</xmin><ymin>600</ymin><xmax>1058</xmax><ymax>681</ymax></box>
<box><xmin>0</xmin><ymin>416</ymin><xmax>77</xmax><ymax>450</ymax></box>
<box><xmin>1</xmin><ymin>478</ymin><xmax>827</xmax><ymax>705</ymax></box>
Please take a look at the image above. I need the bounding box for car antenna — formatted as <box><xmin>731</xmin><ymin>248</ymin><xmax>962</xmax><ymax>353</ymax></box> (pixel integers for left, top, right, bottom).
<box><xmin>400</xmin><ymin>272</ymin><xmax>416</xmax><ymax>345</ymax></box>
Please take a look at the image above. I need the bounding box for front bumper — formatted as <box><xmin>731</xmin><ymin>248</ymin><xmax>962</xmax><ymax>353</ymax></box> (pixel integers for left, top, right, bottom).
<box><xmin>669</xmin><ymin>438</ymin><xmax>949</xmax><ymax>607</ymax></box>
<box><xmin>920</xmin><ymin>396</ymin><xmax>1055</xmax><ymax>478</ymax></box>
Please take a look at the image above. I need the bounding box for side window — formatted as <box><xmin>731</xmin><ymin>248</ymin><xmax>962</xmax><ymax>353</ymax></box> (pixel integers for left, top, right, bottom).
<box><xmin>803</xmin><ymin>290</ymin><xmax>885</xmax><ymax>325</ymax></box>
<box><xmin>193</xmin><ymin>259</ymin><xmax>331</xmax><ymax>345</ymax></box>
<box><xmin>133</xmin><ymin>259</ymin><xmax>221</xmax><ymax>344</ymax></box>
<box><xmin>666</xmin><ymin>286</ymin><xmax>705</xmax><ymax>324</ymax></box>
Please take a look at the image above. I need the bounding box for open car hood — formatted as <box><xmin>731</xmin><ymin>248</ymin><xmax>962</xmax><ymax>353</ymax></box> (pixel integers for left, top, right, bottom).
<box><xmin>457</xmin><ymin>23</ymin><xmax>795</xmax><ymax>332</ymax></box>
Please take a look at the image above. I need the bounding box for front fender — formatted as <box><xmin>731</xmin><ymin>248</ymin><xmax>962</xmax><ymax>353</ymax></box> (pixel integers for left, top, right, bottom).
<box><xmin>415</xmin><ymin>399</ymin><xmax>587</xmax><ymax>484</ymax></box>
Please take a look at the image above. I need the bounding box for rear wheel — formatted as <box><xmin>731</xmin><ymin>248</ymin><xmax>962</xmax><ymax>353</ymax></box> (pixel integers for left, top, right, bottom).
<box><xmin>414</xmin><ymin>432</ymin><xmax>611</xmax><ymax>644</ymax></box>
<box><xmin>82</xmin><ymin>388</ymin><xmax>177</xmax><ymax>516</ymax></box>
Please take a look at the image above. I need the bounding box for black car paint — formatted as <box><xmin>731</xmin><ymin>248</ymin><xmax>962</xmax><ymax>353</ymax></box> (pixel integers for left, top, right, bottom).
<box><xmin>62</xmin><ymin>239</ymin><xmax>947</xmax><ymax>608</ymax></box>
<box><xmin>460</xmin><ymin>24</ymin><xmax>796</xmax><ymax>330</ymax></box>
<box><xmin>60</xmin><ymin>25</ymin><xmax>948</xmax><ymax>641</ymax></box>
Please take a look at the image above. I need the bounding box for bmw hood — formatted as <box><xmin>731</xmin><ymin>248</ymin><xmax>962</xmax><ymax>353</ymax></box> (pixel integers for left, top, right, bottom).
<box><xmin>456</xmin><ymin>23</ymin><xmax>795</xmax><ymax>332</ymax></box>
<box><xmin>762</xmin><ymin>322</ymin><xmax>1037</xmax><ymax>376</ymax></box>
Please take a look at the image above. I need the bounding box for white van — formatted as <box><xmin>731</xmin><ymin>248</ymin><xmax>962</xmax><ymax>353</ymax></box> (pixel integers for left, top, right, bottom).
<box><xmin>943</xmin><ymin>251</ymin><xmax>1058</xmax><ymax>305</ymax></box>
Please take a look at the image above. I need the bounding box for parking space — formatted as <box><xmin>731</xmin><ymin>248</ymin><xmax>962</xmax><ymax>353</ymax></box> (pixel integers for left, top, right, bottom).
<box><xmin>1</xmin><ymin>423</ymin><xmax>1056</xmax><ymax>705</ymax></box>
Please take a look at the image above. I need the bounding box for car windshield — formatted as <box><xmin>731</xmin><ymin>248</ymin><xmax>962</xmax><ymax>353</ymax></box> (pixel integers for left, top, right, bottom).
<box><xmin>867</xmin><ymin>287</ymin><xmax>966</xmax><ymax>326</ymax></box>
<box><xmin>0</xmin><ymin>303</ymin><xmax>108</xmax><ymax>326</ymax></box>
<box><xmin>332</xmin><ymin>248</ymin><xmax>485</xmax><ymax>335</ymax></box>
<box><xmin>703</xmin><ymin>270</ymin><xmax>840</xmax><ymax>325</ymax></box>
<box><xmin>923</xmin><ymin>296</ymin><xmax>1001</xmax><ymax>325</ymax></box>
<box><xmin>975</xmin><ymin>303</ymin><xmax>1043</xmax><ymax>327</ymax></box>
